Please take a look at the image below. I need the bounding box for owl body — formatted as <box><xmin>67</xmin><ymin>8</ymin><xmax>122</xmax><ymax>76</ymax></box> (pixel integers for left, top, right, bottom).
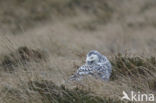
<box><xmin>70</xmin><ymin>50</ymin><xmax>112</xmax><ymax>81</ymax></box>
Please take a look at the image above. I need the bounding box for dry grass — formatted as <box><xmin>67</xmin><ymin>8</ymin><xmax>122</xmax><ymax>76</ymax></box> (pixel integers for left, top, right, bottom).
<box><xmin>0</xmin><ymin>47</ymin><xmax>155</xmax><ymax>103</ymax></box>
<box><xmin>0</xmin><ymin>0</ymin><xmax>113</xmax><ymax>34</ymax></box>
<box><xmin>0</xmin><ymin>46</ymin><xmax>47</xmax><ymax>72</ymax></box>
<box><xmin>0</xmin><ymin>0</ymin><xmax>156</xmax><ymax>103</ymax></box>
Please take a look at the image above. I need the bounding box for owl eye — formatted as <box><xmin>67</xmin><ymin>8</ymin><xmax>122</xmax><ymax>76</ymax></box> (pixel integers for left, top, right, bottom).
<box><xmin>90</xmin><ymin>61</ymin><xmax>94</xmax><ymax>63</ymax></box>
<box><xmin>90</xmin><ymin>57</ymin><xmax>94</xmax><ymax>59</ymax></box>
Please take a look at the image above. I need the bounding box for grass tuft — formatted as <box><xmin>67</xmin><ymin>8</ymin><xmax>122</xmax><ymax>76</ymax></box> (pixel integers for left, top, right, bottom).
<box><xmin>0</xmin><ymin>46</ymin><xmax>47</xmax><ymax>72</ymax></box>
<box><xmin>28</xmin><ymin>80</ymin><xmax>124</xmax><ymax>103</ymax></box>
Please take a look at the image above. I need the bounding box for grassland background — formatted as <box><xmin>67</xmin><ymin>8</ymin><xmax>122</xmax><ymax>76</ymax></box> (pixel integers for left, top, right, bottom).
<box><xmin>0</xmin><ymin>0</ymin><xmax>156</xmax><ymax>103</ymax></box>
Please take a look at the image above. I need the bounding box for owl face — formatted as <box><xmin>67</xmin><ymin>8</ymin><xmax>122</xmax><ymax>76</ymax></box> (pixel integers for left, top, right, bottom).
<box><xmin>86</xmin><ymin>53</ymin><xmax>99</xmax><ymax>65</ymax></box>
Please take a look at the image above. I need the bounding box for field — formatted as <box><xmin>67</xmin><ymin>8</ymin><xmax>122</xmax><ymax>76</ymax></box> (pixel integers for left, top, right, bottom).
<box><xmin>0</xmin><ymin>0</ymin><xmax>156</xmax><ymax>103</ymax></box>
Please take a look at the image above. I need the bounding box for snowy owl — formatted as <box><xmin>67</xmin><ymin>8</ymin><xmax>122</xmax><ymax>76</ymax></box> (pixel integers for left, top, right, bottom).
<box><xmin>70</xmin><ymin>50</ymin><xmax>112</xmax><ymax>81</ymax></box>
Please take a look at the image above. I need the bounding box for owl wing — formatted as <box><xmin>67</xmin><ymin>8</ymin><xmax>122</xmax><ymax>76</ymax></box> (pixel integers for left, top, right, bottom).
<box><xmin>76</xmin><ymin>65</ymin><xmax>94</xmax><ymax>75</ymax></box>
<box><xmin>95</xmin><ymin>63</ymin><xmax>112</xmax><ymax>81</ymax></box>
<box><xmin>69</xmin><ymin>65</ymin><xmax>94</xmax><ymax>81</ymax></box>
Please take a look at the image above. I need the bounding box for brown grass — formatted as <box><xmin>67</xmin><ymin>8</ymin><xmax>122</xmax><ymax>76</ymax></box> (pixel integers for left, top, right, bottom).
<box><xmin>0</xmin><ymin>0</ymin><xmax>156</xmax><ymax>103</ymax></box>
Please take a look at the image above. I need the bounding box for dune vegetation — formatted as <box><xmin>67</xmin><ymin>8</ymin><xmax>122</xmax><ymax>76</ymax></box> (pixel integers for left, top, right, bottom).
<box><xmin>0</xmin><ymin>0</ymin><xmax>156</xmax><ymax>103</ymax></box>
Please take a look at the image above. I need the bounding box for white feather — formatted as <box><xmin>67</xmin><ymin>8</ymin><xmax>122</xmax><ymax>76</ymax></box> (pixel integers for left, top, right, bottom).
<box><xmin>69</xmin><ymin>50</ymin><xmax>112</xmax><ymax>81</ymax></box>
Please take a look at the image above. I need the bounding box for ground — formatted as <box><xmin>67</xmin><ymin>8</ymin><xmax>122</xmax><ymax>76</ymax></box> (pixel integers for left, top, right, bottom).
<box><xmin>0</xmin><ymin>0</ymin><xmax>156</xmax><ymax>103</ymax></box>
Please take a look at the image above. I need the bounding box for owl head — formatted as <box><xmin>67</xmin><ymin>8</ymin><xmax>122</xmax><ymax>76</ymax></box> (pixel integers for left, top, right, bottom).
<box><xmin>86</xmin><ymin>50</ymin><xmax>103</xmax><ymax>65</ymax></box>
